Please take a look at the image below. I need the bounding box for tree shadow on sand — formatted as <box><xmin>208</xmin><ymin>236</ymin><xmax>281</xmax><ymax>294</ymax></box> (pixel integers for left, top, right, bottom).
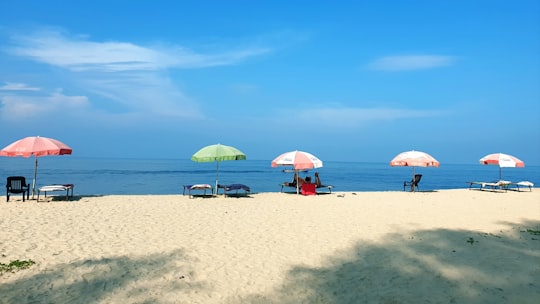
<box><xmin>238</xmin><ymin>220</ymin><xmax>540</xmax><ymax>304</ymax></box>
<box><xmin>0</xmin><ymin>249</ymin><xmax>207</xmax><ymax>303</ymax></box>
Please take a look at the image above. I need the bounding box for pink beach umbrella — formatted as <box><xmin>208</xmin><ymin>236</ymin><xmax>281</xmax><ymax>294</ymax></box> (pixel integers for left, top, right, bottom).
<box><xmin>390</xmin><ymin>150</ymin><xmax>440</xmax><ymax>183</ymax></box>
<box><xmin>0</xmin><ymin>136</ymin><xmax>73</xmax><ymax>199</ymax></box>
<box><xmin>479</xmin><ymin>153</ymin><xmax>524</xmax><ymax>180</ymax></box>
<box><xmin>271</xmin><ymin>150</ymin><xmax>323</xmax><ymax>170</ymax></box>
<box><xmin>272</xmin><ymin>150</ymin><xmax>323</xmax><ymax>194</ymax></box>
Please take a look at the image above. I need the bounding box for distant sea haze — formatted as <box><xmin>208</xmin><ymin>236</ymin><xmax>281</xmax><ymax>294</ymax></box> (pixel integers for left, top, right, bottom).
<box><xmin>1</xmin><ymin>158</ymin><xmax>538</xmax><ymax>195</ymax></box>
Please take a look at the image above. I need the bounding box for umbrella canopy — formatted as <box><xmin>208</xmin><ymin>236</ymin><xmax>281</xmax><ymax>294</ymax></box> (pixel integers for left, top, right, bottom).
<box><xmin>271</xmin><ymin>150</ymin><xmax>323</xmax><ymax>170</ymax></box>
<box><xmin>191</xmin><ymin>144</ymin><xmax>246</xmax><ymax>193</ymax></box>
<box><xmin>0</xmin><ymin>136</ymin><xmax>73</xmax><ymax>198</ymax></box>
<box><xmin>390</xmin><ymin>150</ymin><xmax>440</xmax><ymax>168</ymax></box>
<box><xmin>271</xmin><ymin>150</ymin><xmax>323</xmax><ymax>194</ymax></box>
<box><xmin>479</xmin><ymin>153</ymin><xmax>524</xmax><ymax>180</ymax></box>
<box><xmin>390</xmin><ymin>150</ymin><xmax>440</xmax><ymax>191</ymax></box>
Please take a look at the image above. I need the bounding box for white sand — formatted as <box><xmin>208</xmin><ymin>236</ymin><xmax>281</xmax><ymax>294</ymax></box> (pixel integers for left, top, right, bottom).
<box><xmin>1</xmin><ymin>189</ymin><xmax>539</xmax><ymax>303</ymax></box>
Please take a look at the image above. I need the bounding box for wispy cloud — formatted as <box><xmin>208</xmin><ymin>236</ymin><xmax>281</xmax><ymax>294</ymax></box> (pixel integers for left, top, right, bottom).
<box><xmin>8</xmin><ymin>30</ymin><xmax>271</xmax><ymax>72</ymax></box>
<box><xmin>2</xmin><ymin>29</ymin><xmax>272</xmax><ymax>121</ymax></box>
<box><xmin>1</xmin><ymin>90</ymin><xmax>89</xmax><ymax>120</ymax></box>
<box><xmin>304</xmin><ymin>107</ymin><xmax>441</xmax><ymax>123</ymax></box>
<box><xmin>276</xmin><ymin>106</ymin><xmax>445</xmax><ymax>128</ymax></box>
<box><xmin>368</xmin><ymin>55</ymin><xmax>456</xmax><ymax>71</ymax></box>
<box><xmin>0</xmin><ymin>82</ymin><xmax>40</xmax><ymax>91</ymax></box>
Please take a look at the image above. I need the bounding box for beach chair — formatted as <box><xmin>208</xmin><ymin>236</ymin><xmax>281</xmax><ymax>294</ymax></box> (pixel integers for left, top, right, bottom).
<box><xmin>316</xmin><ymin>184</ymin><xmax>334</xmax><ymax>193</ymax></box>
<box><xmin>218</xmin><ymin>184</ymin><xmax>251</xmax><ymax>197</ymax></box>
<box><xmin>280</xmin><ymin>183</ymin><xmax>333</xmax><ymax>194</ymax></box>
<box><xmin>301</xmin><ymin>183</ymin><xmax>317</xmax><ymax>196</ymax></box>
<box><xmin>510</xmin><ymin>181</ymin><xmax>534</xmax><ymax>192</ymax></box>
<box><xmin>467</xmin><ymin>180</ymin><xmax>511</xmax><ymax>192</ymax></box>
<box><xmin>6</xmin><ymin>176</ymin><xmax>30</xmax><ymax>202</ymax></box>
<box><xmin>404</xmin><ymin>174</ymin><xmax>422</xmax><ymax>192</ymax></box>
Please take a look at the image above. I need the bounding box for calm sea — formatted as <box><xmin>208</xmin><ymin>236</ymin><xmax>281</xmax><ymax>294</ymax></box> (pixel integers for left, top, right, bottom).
<box><xmin>1</xmin><ymin>157</ymin><xmax>538</xmax><ymax>195</ymax></box>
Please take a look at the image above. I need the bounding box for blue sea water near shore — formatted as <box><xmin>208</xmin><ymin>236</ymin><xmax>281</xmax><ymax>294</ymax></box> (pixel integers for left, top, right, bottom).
<box><xmin>1</xmin><ymin>157</ymin><xmax>539</xmax><ymax>196</ymax></box>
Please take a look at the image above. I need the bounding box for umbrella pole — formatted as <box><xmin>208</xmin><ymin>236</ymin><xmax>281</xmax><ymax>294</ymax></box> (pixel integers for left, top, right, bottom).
<box><xmin>499</xmin><ymin>167</ymin><xmax>502</xmax><ymax>181</ymax></box>
<box><xmin>215</xmin><ymin>161</ymin><xmax>219</xmax><ymax>195</ymax></box>
<box><xmin>32</xmin><ymin>157</ymin><xmax>38</xmax><ymax>199</ymax></box>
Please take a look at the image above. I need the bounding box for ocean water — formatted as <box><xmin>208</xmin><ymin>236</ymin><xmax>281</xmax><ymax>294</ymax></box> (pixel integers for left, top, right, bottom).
<box><xmin>1</xmin><ymin>157</ymin><xmax>539</xmax><ymax>195</ymax></box>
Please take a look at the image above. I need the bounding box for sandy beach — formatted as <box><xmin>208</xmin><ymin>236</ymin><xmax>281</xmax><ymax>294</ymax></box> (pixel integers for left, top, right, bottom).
<box><xmin>1</xmin><ymin>189</ymin><xmax>539</xmax><ymax>303</ymax></box>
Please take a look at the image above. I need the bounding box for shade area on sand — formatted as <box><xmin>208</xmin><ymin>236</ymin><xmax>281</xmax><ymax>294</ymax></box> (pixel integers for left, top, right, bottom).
<box><xmin>1</xmin><ymin>190</ymin><xmax>539</xmax><ymax>303</ymax></box>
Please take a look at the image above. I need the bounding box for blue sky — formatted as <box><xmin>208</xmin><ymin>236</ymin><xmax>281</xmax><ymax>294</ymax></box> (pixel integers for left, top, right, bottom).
<box><xmin>1</xmin><ymin>1</ymin><xmax>539</xmax><ymax>165</ymax></box>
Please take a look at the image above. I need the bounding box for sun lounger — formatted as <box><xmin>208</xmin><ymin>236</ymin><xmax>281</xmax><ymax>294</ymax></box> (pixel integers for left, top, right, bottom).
<box><xmin>183</xmin><ymin>184</ymin><xmax>213</xmax><ymax>197</ymax></box>
<box><xmin>217</xmin><ymin>184</ymin><xmax>250</xmax><ymax>196</ymax></box>
<box><xmin>510</xmin><ymin>181</ymin><xmax>534</xmax><ymax>192</ymax></box>
<box><xmin>37</xmin><ymin>184</ymin><xmax>74</xmax><ymax>201</ymax></box>
<box><xmin>467</xmin><ymin>181</ymin><xmax>511</xmax><ymax>192</ymax></box>
<box><xmin>280</xmin><ymin>183</ymin><xmax>333</xmax><ymax>193</ymax></box>
<box><xmin>317</xmin><ymin>185</ymin><xmax>333</xmax><ymax>193</ymax></box>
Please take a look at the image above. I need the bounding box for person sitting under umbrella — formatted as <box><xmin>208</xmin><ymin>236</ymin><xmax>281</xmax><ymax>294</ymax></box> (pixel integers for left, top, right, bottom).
<box><xmin>286</xmin><ymin>172</ymin><xmax>323</xmax><ymax>187</ymax></box>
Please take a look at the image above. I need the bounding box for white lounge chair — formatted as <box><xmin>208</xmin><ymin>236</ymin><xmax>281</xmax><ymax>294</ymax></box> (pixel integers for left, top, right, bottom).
<box><xmin>510</xmin><ymin>181</ymin><xmax>534</xmax><ymax>192</ymax></box>
<box><xmin>467</xmin><ymin>180</ymin><xmax>511</xmax><ymax>192</ymax></box>
<box><xmin>183</xmin><ymin>184</ymin><xmax>213</xmax><ymax>197</ymax></box>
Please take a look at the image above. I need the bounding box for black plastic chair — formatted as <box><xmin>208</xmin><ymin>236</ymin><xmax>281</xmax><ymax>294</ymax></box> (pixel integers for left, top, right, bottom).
<box><xmin>6</xmin><ymin>176</ymin><xmax>30</xmax><ymax>202</ymax></box>
<box><xmin>404</xmin><ymin>174</ymin><xmax>422</xmax><ymax>192</ymax></box>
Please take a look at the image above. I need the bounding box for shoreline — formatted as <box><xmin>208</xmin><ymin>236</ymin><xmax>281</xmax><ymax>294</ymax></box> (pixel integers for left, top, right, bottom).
<box><xmin>1</xmin><ymin>189</ymin><xmax>539</xmax><ymax>303</ymax></box>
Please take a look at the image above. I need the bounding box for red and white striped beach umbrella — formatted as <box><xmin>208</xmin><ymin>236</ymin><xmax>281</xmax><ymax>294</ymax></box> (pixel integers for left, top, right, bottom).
<box><xmin>271</xmin><ymin>150</ymin><xmax>323</xmax><ymax>170</ymax></box>
<box><xmin>479</xmin><ymin>153</ymin><xmax>524</xmax><ymax>180</ymax></box>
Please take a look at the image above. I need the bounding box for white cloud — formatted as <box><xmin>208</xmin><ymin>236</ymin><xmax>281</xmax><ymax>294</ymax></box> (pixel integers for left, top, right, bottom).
<box><xmin>368</xmin><ymin>55</ymin><xmax>456</xmax><ymax>71</ymax></box>
<box><xmin>1</xmin><ymin>91</ymin><xmax>89</xmax><ymax>120</ymax></box>
<box><xmin>8</xmin><ymin>30</ymin><xmax>271</xmax><ymax>72</ymax></box>
<box><xmin>0</xmin><ymin>82</ymin><xmax>40</xmax><ymax>91</ymax></box>
<box><xmin>3</xmin><ymin>29</ymin><xmax>272</xmax><ymax>121</ymax></box>
<box><xmin>79</xmin><ymin>71</ymin><xmax>203</xmax><ymax>118</ymax></box>
<box><xmin>277</xmin><ymin>106</ymin><xmax>444</xmax><ymax>128</ymax></box>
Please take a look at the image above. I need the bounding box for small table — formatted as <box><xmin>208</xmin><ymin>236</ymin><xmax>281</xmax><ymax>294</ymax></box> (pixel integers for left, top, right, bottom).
<box><xmin>37</xmin><ymin>184</ymin><xmax>74</xmax><ymax>201</ymax></box>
